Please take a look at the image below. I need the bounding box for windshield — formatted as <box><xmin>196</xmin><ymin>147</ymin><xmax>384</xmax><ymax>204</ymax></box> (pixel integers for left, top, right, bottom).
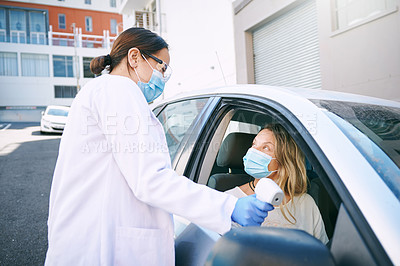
<box><xmin>47</xmin><ymin>108</ymin><xmax>69</xmax><ymax>116</ymax></box>
<box><xmin>311</xmin><ymin>100</ymin><xmax>400</xmax><ymax>199</ymax></box>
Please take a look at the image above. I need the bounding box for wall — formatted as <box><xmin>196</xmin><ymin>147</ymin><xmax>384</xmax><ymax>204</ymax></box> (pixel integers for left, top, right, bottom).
<box><xmin>233</xmin><ymin>0</ymin><xmax>400</xmax><ymax>101</ymax></box>
<box><xmin>0</xmin><ymin>42</ymin><xmax>109</xmax><ymax>107</ymax></box>
<box><xmin>159</xmin><ymin>0</ymin><xmax>237</xmax><ymax>100</ymax></box>
<box><xmin>232</xmin><ymin>0</ymin><xmax>299</xmax><ymax>84</ymax></box>
<box><xmin>316</xmin><ymin>1</ymin><xmax>400</xmax><ymax>101</ymax></box>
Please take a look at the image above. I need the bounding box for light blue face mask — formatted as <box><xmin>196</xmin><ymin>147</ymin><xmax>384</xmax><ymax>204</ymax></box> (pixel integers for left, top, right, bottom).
<box><xmin>243</xmin><ymin>148</ymin><xmax>277</xmax><ymax>179</ymax></box>
<box><xmin>134</xmin><ymin>56</ymin><xmax>166</xmax><ymax>103</ymax></box>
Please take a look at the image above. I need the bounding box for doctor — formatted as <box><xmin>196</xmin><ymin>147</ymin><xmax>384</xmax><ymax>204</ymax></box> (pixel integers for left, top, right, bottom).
<box><xmin>45</xmin><ymin>27</ymin><xmax>273</xmax><ymax>266</ymax></box>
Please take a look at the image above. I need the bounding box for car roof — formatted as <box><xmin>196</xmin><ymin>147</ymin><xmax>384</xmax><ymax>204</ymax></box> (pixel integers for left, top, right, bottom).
<box><xmin>157</xmin><ymin>85</ymin><xmax>400</xmax><ymax>108</ymax></box>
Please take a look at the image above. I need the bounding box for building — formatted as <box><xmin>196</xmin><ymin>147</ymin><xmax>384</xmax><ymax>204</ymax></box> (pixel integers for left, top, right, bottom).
<box><xmin>0</xmin><ymin>0</ymin><xmax>122</xmax><ymax>121</ymax></box>
<box><xmin>232</xmin><ymin>0</ymin><xmax>400</xmax><ymax>101</ymax></box>
<box><xmin>1</xmin><ymin>0</ymin><xmax>237</xmax><ymax>121</ymax></box>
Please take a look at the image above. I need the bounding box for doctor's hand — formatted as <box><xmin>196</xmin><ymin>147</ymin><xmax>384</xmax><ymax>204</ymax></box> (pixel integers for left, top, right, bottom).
<box><xmin>231</xmin><ymin>194</ymin><xmax>274</xmax><ymax>227</ymax></box>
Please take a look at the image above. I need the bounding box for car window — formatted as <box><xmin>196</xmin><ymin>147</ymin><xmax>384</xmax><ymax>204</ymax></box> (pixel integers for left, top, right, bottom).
<box><xmin>221</xmin><ymin>109</ymin><xmax>275</xmax><ymax>141</ymax></box>
<box><xmin>199</xmin><ymin>109</ymin><xmax>279</xmax><ymax>186</ymax></box>
<box><xmin>312</xmin><ymin>100</ymin><xmax>400</xmax><ymax>200</ymax></box>
<box><xmin>223</xmin><ymin>121</ymin><xmax>260</xmax><ymax>139</ymax></box>
<box><xmin>157</xmin><ymin>98</ymin><xmax>208</xmax><ymax>161</ymax></box>
<box><xmin>47</xmin><ymin>108</ymin><xmax>69</xmax><ymax>116</ymax></box>
<box><xmin>194</xmin><ymin>105</ymin><xmax>338</xmax><ymax>242</ymax></box>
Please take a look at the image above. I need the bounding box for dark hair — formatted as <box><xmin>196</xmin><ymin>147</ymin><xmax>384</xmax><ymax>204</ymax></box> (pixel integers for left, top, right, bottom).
<box><xmin>90</xmin><ymin>27</ymin><xmax>169</xmax><ymax>75</ymax></box>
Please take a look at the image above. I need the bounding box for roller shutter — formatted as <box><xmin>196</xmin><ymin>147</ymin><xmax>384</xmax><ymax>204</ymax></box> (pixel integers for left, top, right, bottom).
<box><xmin>253</xmin><ymin>0</ymin><xmax>321</xmax><ymax>89</ymax></box>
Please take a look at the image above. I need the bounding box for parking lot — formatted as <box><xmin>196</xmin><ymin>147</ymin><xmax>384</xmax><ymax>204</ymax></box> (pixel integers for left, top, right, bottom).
<box><xmin>0</xmin><ymin>123</ymin><xmax>61</xmax><ymax>265</ymax></box>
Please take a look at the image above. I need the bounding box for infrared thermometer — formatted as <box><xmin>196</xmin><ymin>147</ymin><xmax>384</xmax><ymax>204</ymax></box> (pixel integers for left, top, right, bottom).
<box><xmin>254</xmin><ymin>178</ymin><xmax>284</xmax><ymax>206</ymax></box>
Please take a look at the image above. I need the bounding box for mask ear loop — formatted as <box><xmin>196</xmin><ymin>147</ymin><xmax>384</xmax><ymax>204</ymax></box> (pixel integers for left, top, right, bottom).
<box><xmin>141</xmin><ymin>54</ymin><xmax>168</xmax><ymax>82</ymax></box>
<box><xmin>142</xmin><ymin>54</ymin><xmax>155</xmax><ymax>71</ymax></box>
<box><xmin>133</xmin><ymin>67</ymin><xmax>142</xmax><ymax>83</ymax></box>
<box><xmin>267</xmin><ymin>158</ymin><xmax>278</xmax><ymax>176</ymax></box>
<box><xmin>131</xmin><ymin>52</ymin><xmax>154</xmax><ymax>83</ymax></box>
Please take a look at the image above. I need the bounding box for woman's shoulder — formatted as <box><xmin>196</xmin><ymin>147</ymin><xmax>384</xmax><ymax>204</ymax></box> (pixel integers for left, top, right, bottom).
<box><xmin>81</xmin><ymin>75</ymin><xmax>138</xmax><ymax>93</ymax></box>
<box><xmin>81</xmin><ymin>74</ymin><xmax>109</xmax><ymax>89</ymax></box>
<box><xmin>292</xmin><ymin>193</ymin><xmax>318</xmax><ymax>208</ymax></box>
<box><xmin>84</xmin><ymin>75</ymin><xmax>147</xmax><ymax>104</ymax></box>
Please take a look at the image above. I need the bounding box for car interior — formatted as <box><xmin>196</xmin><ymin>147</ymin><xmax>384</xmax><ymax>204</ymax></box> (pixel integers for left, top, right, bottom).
<box><xmin>205</xmin><ymin>109</ymin><xmax>339</xmax><ymax>241</ymax></box>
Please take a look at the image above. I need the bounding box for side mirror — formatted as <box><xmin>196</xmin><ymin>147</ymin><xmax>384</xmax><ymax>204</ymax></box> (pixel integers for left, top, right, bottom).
<box><xmin>206</xmin><ymin>227</ymin><xmax>335</xmax><ymax>266</ymax></box>
<box><xmin>41</xmin><ymin>111</ymin><xmax>44</xmax><ymax>116</ymax></box>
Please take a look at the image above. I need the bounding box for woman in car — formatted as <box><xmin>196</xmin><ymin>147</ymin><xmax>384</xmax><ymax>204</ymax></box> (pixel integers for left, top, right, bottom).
<box><xmin>226</xmin><ymin>123</ymin><xmax>328</xmax><ymax>244</ymax></box>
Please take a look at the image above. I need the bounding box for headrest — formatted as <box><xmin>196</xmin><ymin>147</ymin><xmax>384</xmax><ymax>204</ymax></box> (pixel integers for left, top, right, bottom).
<box><xmin>216</xmin><ymin>132</ymin><xmax>256</xmax><ymax>169</ymax></box>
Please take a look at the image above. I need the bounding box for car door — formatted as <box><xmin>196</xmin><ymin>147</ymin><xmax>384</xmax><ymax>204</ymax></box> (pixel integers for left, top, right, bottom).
<box><xmin>170</xmin><ymin>95</ymin><xmax>391</xmax><ymax>265</ymax></box>
<box><xmin>154</xmin><ymin>94</ymin><xmax>393</xmax><ymax>265</ymax></box>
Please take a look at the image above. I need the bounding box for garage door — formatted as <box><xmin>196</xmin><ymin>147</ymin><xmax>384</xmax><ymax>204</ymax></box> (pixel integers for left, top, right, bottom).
<box><xmin>253</xmin><ymin>0</ymin><xmax>321</xmax><ymax>89</ymax></box>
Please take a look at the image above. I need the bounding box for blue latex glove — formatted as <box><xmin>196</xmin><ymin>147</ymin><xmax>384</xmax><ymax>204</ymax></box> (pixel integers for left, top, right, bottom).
<box><xmin>231</xmin><ymin>194</ymin><xmax>274</xmax><ymax>226</ymax></box>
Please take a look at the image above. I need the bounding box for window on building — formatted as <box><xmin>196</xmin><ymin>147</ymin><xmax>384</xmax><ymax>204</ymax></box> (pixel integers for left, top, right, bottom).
<box><xmin>29</xmin><ymin>11</ymin><xmax>46</xmax><ymax>44</ymax></box>
<box><xmin>85</xmin><ymin>16</ymin><xmax>92</xmax><ymax>32</ymax></box>
<box><xmin>58</xmin><ymin>14</ymin><xmax>66</xmax><ymax>30</ymax></box>
<box><xmin>110</xmin><ymin>19</ymin><xmax>117</xmax><ymax>34</ymax></box>
<box><xmin>0</xmin><ymin>9</ymin><xmax>6</xmax><ymax>42</ymax></box>
<box><xmin>0</xmin><ymin>52</ymin><xmax>18</xmax><ymax>76</ymax></box>
<box><xmin>83</xmin><ymin>57</ymin><xmax>95</xmax><ymax>78</ymax></box>
<box><xmin>110</xmin><ymin>0</ymin><xmax>116</xmax><ymax>8</ymax></box>
<box><xmin>85</xmin><ymin>0</ymin><xmax>91</xmax><ymax>4</ymax></box>
<box><xmin>10</xmin><ymin>10</ymin><xmax>26</xmax><ymax>43</ymax></box>
<box><xmin>53</xmin><ymin>55</ymin><xmax>74</xmax><ymax>77</ymax></box>
<box><xmin>334</xmin><ymin>0</ymin><xmax>397</xmax><ymax>30</ymax></box>
<box><xmin>21</xmin><ymin>53</ymin><xmax>49</xmax><ymax>77</ymax></box>
<box><xmin>54</xmin><ymin>85</ymin><xmax>77</xmax><ymax>98</ymax></box>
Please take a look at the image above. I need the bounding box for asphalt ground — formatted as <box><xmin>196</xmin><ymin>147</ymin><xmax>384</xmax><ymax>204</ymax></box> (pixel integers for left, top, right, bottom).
<box><xmin>0</xmin><ymin>123</ymin><xmax>61</xmax><ymax>265</ymax></box>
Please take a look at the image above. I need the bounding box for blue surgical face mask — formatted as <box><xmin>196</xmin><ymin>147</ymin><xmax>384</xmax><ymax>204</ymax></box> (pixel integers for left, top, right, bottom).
<box><xmin>133</xmin><ymin>56</ymin><xmax>166</xmax><ymax>103</ymax></box>
<box><xmin>243</xmin><ymin>148</ymin><xmax>277</xmax><ymax>179</ymax></box>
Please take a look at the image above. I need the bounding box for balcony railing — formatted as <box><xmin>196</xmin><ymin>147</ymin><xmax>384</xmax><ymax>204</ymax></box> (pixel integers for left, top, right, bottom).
<box><xmin>49</xmin><ymin>25</ymin><xmax>116</xmax><ymax>49</ymax></box>
<box><xmin>0</xmin><ymin>25</ymin><xmax>116</xmax><ymax>49</ymax></box>
<box><xmin>135</xmin><ymin>11</ymin><xmax>166</xmax><ymax>33</ymax></box>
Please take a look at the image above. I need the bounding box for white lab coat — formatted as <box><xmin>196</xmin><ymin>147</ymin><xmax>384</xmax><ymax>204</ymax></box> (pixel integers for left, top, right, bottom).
<box><xmin>45</xmin><ymin>74</ymin><xmax>237</xmax><ymax>266</ymax></box>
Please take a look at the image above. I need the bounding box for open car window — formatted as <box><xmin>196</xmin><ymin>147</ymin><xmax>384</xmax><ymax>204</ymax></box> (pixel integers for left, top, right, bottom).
<box><xmin>195</xmin><ymin>106</ymin><xmax>338</xmax><ymax>243</ymax></box>
<box><xmin>156</xmin><ymin>98</ymin><xmax>209</xmax><ymax>162</ymax></box>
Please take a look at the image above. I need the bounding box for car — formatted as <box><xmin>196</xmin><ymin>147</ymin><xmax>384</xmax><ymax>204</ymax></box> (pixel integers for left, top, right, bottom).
<box><xmin>151</xmin><ymin>85</ymin><xmax>400</xmax><ymax>266</ymax></box>
<box><xmin>40</xmin><ymin>105</ymin><xmax>70</xmax><ymax>133</ymax></box>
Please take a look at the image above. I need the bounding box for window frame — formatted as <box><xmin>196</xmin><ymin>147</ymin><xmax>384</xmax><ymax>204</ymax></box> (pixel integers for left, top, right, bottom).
<box><xmin>0</xmin><ymin>8</ymin><xmax>6</xmax><ymax>42</ymax></box>
<box><xmin>21</xmin><ymin>53</ymin><xmax>49</xmax><ymax>77</ymax></box>
<box><xmin>331</xmin><ymin>0</ymin><xmax>398</xmax><ymax>35</ymax></box>
<box><xmin>85</xmin><ymin>16</ymin><xmax>92</xmax><ymax>32</ymax></box>
<box><xmin>110</xmin><ymin>18</ymin><xmax>117</xmax><ymax>34</ymax></box>
<box><xmin>54</xmin><ymin>85</ymin><xmax>77</xmax><ymax>98</ymax></box>
<box><xmin>0</xmin><ymin>51</ymin><xmax>18</xmax><ymax>76</ymax></box>
<box><xmin>53</xmin><ymin>55</ymin><xmax>74</xmax><ymax>77</ymax></box>
<box><xmin>58</xmin><ymin>14</ymin><xmax>66</xmax><ymax>30</ymax></box>
<box><xmin>9</xmin><ymin>9</ymin><xmax>27</xmax><ymax>44</ymax></box>
<box><xmin>82</xmin><ymin>56</ymin><xmax>94</xmax><ymax>78</ymax></box>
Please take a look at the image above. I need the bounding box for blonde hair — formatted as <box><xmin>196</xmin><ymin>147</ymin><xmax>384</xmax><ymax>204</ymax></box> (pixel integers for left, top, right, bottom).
<box><xmin>263</xmin><ymin>124</ymin><xmax>307</xmax><ymax>224</ymax></box>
